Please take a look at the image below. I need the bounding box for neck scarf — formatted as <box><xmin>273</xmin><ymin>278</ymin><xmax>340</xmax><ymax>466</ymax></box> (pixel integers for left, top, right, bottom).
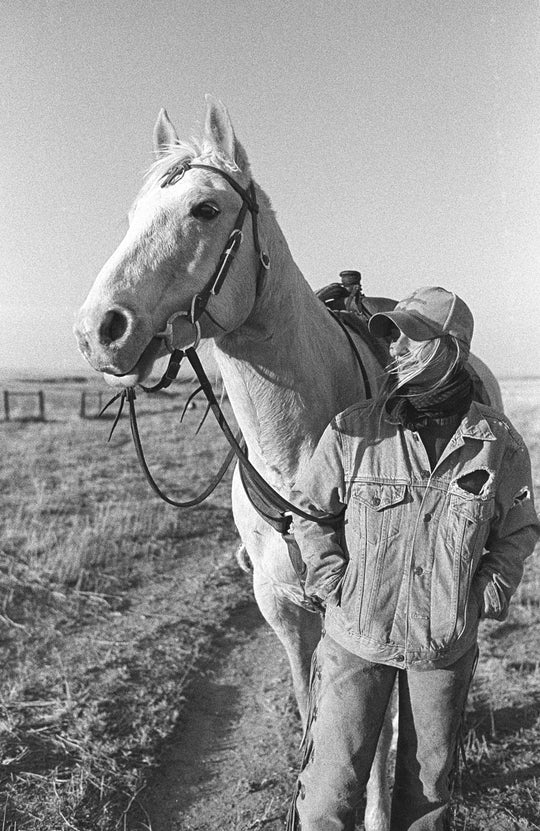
<box><xmin>386</xmin><ymin>365</ymin><xmax>473</xmax><ymax>429</ymax></box>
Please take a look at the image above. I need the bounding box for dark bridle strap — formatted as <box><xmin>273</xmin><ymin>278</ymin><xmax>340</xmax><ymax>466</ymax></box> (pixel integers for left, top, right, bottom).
<box><xmin>191</xmin><ymin>199</ymin><xmax>250</xmax><ymax>324</ymax></box>
<box><xmin>140</xmin><ymin>349</ymin><xmax>184</xmax><ymax>393</ymax></box>
<box><xmin>159</xmin><ymin>161</ymin><xmax>269</xmax><ymax>330</ymax></box>
<box><xmin>125</xmin><ymin>385</ymin><xmax>238</xmax><ymax>508</ymax></box>
<box><xmin>161</xmin><ymin>162</ymin><xmax>259</xmax><ymax>212</ymax></box>
<box><xmin>184</xmin><ymin>347</ymin><xmax>344</xmax><ymax>528</ymax></box>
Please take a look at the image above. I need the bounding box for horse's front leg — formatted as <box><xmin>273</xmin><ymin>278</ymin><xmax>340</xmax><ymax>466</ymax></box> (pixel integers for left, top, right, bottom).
<box><xmin>232</xmin><ymin>477</ymin><xmax>321</xmax><ymax>724</ymax></box>
<box><xmin>251</xmin><ymin>558</ymin><xmax>321</xmax><ymax>723</ymax></box>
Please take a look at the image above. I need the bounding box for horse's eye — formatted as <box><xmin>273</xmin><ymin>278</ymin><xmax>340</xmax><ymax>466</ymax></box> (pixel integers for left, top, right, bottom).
<box><xmin>191</xmin><ymin>202</ymin><xmax>220</xmax><ymax>220</ymax></box>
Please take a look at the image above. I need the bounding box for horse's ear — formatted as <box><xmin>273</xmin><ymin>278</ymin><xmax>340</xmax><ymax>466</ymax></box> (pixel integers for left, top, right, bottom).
<box><xmin>153</xmin><ymin>108</ymin><xmax>179</xmax><ymax>157</ymax></box>
<box><xmin>204</xmin><ymin>94</ymin><xmax>249</xmax><ymax>171</ymax></box>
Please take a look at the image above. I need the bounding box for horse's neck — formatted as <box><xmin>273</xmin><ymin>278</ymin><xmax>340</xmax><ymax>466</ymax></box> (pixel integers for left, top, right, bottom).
<box><xmin>214</xmin><ymin>218</ymin><xmax>372</xmax><ymax>486</ymax></box>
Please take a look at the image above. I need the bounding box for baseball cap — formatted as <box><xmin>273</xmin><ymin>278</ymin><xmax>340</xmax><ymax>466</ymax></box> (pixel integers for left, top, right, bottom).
<box><xmin>368</xmin><ymin>286</ymin><xmax>474</xmax><ymax>351</ymax></box>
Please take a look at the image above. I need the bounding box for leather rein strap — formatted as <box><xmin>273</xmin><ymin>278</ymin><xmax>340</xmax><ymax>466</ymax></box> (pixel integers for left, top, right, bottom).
<box><xmin>184</xmin><ymin>347</ymin><xmax>343</xmax><ymax>526</ymax></box>
<box><xmin>115</xmin><ymin>346</ymin><xmax>345</xmax><ymax>526</ymax></box>
<box><xmin>125</xmin><ymin>381</ymin><xmax>238</xmax><ymax>508</ymax></box>
<box><xmin>122</xmin><ymin>316</ymin><xmax>371</xmax><ymax>521</ymax></box>
<box><xmin>120</xmin><ymin>347</ymin><xmax>343</xmax><ymax>526</ymax></box>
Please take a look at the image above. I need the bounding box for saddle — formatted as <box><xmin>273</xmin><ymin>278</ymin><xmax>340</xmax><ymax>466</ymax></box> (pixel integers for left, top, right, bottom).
<box><xmin>317</xmin><ymin>271</ymin><xmax>491</xmax><ymax>405</ymax></box>
<box><xmin>315</xmin><ymin>270</ymin><xmax>396</xmax><ymax>372</ymax></box>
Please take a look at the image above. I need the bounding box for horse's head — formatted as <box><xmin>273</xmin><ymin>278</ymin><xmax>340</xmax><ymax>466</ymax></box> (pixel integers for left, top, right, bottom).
<box><xmin>74</xmin><ymin>97</ymin><xmax>268</xmax><ymax>387</ymax></box>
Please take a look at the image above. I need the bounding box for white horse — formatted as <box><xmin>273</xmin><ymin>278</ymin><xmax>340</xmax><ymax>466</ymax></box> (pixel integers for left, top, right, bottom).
<box><xmin>74</xmin><ymin>96</ymin><xmax>502</xmax><ymax>830</ymax></box>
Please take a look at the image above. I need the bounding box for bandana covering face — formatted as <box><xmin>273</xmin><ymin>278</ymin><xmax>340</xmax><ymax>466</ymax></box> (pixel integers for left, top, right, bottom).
<box><xmin>387</xmin><ymin>365</ymin><xmax>474</xmax><ymax>429</ymax></box>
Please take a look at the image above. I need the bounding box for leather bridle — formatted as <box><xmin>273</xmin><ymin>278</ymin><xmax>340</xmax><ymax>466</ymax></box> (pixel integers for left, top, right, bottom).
<box><xmin>154</xmin><ymin>161</ymin><xmax>270</xmax><ymax>355</ymax></box>
<box><xmin>102</xmin><ymin>160</ymin><xmax>345</xmax><ymax>528</ymax></box>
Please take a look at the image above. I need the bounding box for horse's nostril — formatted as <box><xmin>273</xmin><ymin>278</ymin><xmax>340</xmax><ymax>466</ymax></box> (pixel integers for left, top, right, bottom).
<box><xmin>99</xmin><ymin>309</ymin><xmax>130</xmax><ymax>345</ymax></box>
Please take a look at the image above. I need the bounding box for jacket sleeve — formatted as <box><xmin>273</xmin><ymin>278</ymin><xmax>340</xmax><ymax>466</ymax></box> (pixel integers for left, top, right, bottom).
<box><xmin>476</xmin><ymin>441</ymin><xmax>540</xmax><ymax>620</ymax></box>
<box><xmin>290</xmin><ymin>421</ymin><xmax>348</xmax><ymax>603</ymax></box>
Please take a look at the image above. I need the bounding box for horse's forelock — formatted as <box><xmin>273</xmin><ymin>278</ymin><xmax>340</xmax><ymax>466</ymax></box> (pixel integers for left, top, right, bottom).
<box><xmin>138</xmin><ymin>136</ymin><xmax>245</xmax><ymax>203</ymax></box>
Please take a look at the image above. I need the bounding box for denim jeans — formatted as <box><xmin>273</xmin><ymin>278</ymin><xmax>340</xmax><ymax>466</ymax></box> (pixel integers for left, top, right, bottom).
<box><xmin>287</xmin><ymin>635</ymin><xmax>477</xmax><ymax>831</ymax></box>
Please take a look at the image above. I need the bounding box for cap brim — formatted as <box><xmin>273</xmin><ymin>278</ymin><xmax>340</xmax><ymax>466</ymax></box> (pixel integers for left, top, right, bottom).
<box><xmin>368</xmin><ymin>311</ymin><xmax>441</xmax><ymax>341</ymax></box>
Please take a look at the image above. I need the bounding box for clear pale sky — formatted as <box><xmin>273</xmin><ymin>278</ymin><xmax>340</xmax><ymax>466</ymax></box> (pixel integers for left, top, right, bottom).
<box><xmin>1</xmin><ymin>1</ymin><xmax>538</xmax><ymax>377</ymax></box>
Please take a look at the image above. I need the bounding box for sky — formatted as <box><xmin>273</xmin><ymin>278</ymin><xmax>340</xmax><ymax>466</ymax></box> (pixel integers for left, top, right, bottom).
<box><xmin>1</xmin><ymin>0</ymin><xmax>539</xmax><ymax>378</ymax></box>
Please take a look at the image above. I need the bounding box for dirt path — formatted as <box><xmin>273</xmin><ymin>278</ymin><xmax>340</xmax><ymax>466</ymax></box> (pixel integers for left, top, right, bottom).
<box><xmin>141</xmin><ymin>600</ymin><xmax>302</xmax><ymax>831</ymax></box>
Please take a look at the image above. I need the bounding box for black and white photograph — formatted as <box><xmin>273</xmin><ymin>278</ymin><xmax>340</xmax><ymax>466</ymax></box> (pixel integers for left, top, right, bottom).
<box><xmin>1</xmin><ymin>2</ymin><xmax>539</xmax><ymax>829</ymax></box>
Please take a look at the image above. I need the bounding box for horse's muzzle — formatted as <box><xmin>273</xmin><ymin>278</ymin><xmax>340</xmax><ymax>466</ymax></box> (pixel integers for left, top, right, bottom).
<box><xmin>74</xmin><ymin>304</ymin><xmax>154</xmax><ymax>376</ymax></box>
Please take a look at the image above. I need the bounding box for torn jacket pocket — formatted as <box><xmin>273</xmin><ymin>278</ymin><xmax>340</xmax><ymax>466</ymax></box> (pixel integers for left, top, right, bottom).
<box><xmin>456</xmin><ymin>469</ymin><xmax>491</xmax><ymax>496</ymax></box>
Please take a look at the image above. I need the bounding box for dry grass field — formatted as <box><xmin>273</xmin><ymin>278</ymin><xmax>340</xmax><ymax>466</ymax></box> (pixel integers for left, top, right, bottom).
<box><xmin>0</xmin><ymin>372</ymin><xmax>539</xmax><ymax>830</ymax></box>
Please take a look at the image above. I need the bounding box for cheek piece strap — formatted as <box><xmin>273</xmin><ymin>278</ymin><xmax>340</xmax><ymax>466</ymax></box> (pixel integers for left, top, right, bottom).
<box><xmin>155</xmin><ymin>162</ymin><xmax>270</xmax><ymax>354</ymax></box>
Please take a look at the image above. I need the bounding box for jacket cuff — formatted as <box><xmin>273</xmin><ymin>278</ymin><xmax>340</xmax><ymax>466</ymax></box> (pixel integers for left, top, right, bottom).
<box><xmin>306</xmin><ymin>572</ymin><xmax>344</xmax><ymax>605</ymax></box>
<box><xmin>474</xmin><ymin>571</ymin><xmax>509</xmax><ymax>621</ymax></box>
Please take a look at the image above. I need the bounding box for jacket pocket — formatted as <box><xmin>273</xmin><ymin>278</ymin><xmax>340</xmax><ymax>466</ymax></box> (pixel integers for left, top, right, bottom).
<box><xmin>448</xmin><ymin>492</ymin><xmax>495</xmax><ymax>561</ymax></box>
<box><xmin>349</xmin><ymin>482</ymin><xmax>408</xmax><ymax>634</ymax></box>
<box><xmin>352</xmin><ymin>483</ymin><xmax>407</xmax><ymax>542</ymax></box>
<box><xmin>432</xmin><ymin>491</ymin><xmax>495</xmax><ymax>645</ymax></box>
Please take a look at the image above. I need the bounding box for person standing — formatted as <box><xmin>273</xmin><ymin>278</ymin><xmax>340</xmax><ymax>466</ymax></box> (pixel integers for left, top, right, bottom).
<box><xmin>286</xmin><ymin>287</ymin><xmax>539</xmax><ymax>831</ymax></box>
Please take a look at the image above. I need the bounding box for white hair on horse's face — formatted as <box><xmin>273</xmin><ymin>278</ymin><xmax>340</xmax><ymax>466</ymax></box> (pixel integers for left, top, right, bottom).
<box><xmin>134</xmin><ymin>136</ymin><xmax>245</xmax><ymax>208</ymax></box>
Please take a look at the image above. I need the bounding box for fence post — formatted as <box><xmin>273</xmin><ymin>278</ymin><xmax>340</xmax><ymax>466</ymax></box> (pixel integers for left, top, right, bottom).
<box><xmin>3</xmin><ymin>390</ymin><xmax>9</xmax><ymax>421</ymax></box>
<box><xmin>38</xmin><ymin>390</ymin><xmax>45</xmax><ymax>421</ymax></box>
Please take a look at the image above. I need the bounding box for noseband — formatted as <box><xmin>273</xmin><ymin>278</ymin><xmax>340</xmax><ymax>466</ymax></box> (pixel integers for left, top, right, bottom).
<box><xmin>155</xmin><ymin>161</ymin><xmax>270</xmax><ymax>354</ymax></box>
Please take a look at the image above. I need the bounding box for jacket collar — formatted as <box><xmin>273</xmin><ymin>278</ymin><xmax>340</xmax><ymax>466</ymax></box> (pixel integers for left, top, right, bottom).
<box><xmin>457</xmin><ymin>401</ymin><xmax>497</xmax><ymax>442</ymax></box>
<box><xmin>423</xmin><ymin>401</ymin><xmax>497</xmax><ymax>472</ymax></box>
<box><xmin>382</xmin><ymin>398</ymin><xmax>496</xmax><ymax>440</ymax></box>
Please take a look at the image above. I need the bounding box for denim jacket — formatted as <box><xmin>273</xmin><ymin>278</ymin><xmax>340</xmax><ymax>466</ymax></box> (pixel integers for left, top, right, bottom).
<box><xmin>292</xmin><ymin>401</ymin><xmax>539</xmax><ymax>669</ymax></box>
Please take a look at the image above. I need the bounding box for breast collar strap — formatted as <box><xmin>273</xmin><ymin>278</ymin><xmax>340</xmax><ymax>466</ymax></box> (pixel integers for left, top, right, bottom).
<box><xmin>156</xmin><ymin>161</ymin><xmax>270</xmax><ymax>350</ymax></box>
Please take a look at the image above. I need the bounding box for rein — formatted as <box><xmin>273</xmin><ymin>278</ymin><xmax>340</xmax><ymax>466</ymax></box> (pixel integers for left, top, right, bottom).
<box><xmin>127</xmin><ymin>380</ymin><xmax>238</xmax><ymax>508</ymax></box>
<box><xmin>104</xmin><ymin>347</ymin><xmax>343</xmax><ymax>526</ymax></box>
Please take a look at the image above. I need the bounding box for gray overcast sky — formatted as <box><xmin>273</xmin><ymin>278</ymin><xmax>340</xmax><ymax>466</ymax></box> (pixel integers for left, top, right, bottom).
<box><xmin>1</xmin><ymin>0</ymin><xmax>538</xmax><ymax>377</ymax></box>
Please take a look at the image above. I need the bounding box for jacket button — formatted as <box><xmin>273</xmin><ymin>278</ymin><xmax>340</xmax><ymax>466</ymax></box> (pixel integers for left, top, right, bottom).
<box><xmin>396</xmin><ymin>654</ymin><xmax>405</xmax><ymax>662</ymax></box>
<box><xmin>414</xmin><ymin>566</ymin><xmax>424</xmax><ymax>576</ymax></box>
<box><xmin>372</xmin><ymin>497</ymin><xmax>380</xmax><ymax>505</ymax></box>
<box><xmin>421</xmin><ymin>469</ymin><xmax>431</xmax><ymax>478</ymax></box>
<box><xmin>424</xmin><ymin>512</ymin><xmax>432</xmax><ymax>522</ymax></box>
